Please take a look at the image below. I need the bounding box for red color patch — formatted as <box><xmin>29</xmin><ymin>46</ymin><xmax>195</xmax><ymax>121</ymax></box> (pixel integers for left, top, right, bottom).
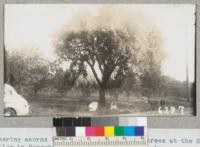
<box><xmin>95</xmin><ymin>126</ymin><xmax>104</xmax><ymax>136</ymax></box>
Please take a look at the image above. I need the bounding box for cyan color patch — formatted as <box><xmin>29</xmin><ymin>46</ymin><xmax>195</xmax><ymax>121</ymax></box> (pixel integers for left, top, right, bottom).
<box><xmin>124</xmin><ymin>126</ymin><xmax>135</xmax><ymax>136</ymax></box>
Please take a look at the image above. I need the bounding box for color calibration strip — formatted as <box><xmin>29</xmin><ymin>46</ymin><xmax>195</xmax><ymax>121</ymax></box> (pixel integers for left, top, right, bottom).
<box><xmin>53</xmin><ymin>117</ymin><xmax>146</xmax><ymax>137</ymax></box>
<box><xmin>54</xmin><ymin>126</ymin><xmax>144</xmax><ymax>137</ymax></box>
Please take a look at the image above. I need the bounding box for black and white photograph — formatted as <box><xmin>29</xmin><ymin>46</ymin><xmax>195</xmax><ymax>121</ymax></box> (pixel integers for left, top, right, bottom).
<box><xmin>4</xmin><ymin>4</ymin><xmax>196</xmax><ymax>116</ymax></box>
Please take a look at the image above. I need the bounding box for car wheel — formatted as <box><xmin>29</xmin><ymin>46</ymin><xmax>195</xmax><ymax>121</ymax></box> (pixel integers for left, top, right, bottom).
<box><xmin>4</xmin><ymin>108</ymin><xmax>17</xmax><ymax>117</ymax></box>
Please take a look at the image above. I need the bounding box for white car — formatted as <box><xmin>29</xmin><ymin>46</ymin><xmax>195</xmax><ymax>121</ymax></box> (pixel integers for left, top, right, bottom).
<box><xmin>4</xmin><ymin>84</ymin><xmax>30</xmax><ymax>116</ymax></box>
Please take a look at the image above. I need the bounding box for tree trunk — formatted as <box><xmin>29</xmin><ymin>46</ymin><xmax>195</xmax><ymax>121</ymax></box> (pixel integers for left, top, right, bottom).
<box><xmin>34</xmin><ymin>88</ymin><xmax>38</xmax><ymax>96</ymax></box>
<box><xmin>99</xmin><ymin>86</ymin><xmax>106</xmax><ymax>105</ymax></box>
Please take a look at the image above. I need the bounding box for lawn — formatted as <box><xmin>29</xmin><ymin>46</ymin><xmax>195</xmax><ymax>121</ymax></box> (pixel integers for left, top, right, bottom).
<box><xmin>26</xmin><ymin>92</ymin><xmax>195</xmax><ymax>117</ymax></box>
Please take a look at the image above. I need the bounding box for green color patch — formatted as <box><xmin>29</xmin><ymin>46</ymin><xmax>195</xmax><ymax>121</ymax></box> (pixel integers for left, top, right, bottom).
<box><xmin>114</xmin><ymin>126</ymin><xmax>124</xmax><ymax>136</ymax></box>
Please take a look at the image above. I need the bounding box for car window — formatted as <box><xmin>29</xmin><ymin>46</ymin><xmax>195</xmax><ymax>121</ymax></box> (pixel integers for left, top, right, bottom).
<box><xmin>4</xmin><ymin>88</ymin><xmax>12</xmax><ymax>96</ymax></box>
<box><xmin>4</xmin><ymin>84</ymin><xmax>18</xmax><ymax>96</ymax></box>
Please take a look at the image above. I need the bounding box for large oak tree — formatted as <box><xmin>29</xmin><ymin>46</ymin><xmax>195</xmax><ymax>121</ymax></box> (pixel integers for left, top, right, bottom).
<box><xmin>55</xmin><ymin>28</ymin><xmax>132</xmax><ymax>105</ymax></box>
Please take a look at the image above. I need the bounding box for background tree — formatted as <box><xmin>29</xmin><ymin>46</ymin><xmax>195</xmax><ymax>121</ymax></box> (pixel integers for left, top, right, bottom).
<box><xmin>140</xmin><ymin>50</ymin><xmax>163</xmax><ymax>98</ymax></box>
<box><xmin>135</xmin><ymin>29</ymin><xmax>165</xmax><ymax>98</ymax></box>
<box><xmin>49</xmin><ymin>59</ymin><xmax>87</xmax><ymax>96</ymax></box>
<box><xmin>5</xmin><ymin>49</ymin><xmax>49</xmax><ymax>96</ymax></box>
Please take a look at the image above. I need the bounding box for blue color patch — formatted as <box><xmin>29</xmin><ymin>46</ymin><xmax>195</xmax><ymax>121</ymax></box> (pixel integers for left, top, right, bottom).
<box><xmin>124</xmin><ymin>126</ymin><xmax>135</xmax><ymax>136</ymax></box>
<box><xmin>135</xmin><ymin>126</ymin><xmax>144</xmax><ymax>136</ymax></box>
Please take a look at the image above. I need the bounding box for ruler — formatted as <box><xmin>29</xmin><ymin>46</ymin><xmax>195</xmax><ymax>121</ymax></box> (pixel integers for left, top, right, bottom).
<box><xmin>53</xmin><ymin>136</ymin><xmax>147</xmax><ymax>147</ymax></box>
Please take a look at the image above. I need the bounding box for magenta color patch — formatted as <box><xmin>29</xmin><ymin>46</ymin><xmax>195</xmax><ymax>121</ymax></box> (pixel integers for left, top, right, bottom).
<box><xmin>86</xmin><ymin>127</ymin><xmax>95</xmax><ymax>136</ymax></box>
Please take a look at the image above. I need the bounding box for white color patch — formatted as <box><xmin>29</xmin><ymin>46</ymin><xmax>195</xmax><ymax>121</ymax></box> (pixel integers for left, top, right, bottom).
<box><xmin>75</xmin><ymin>127</ymin><xmax>86</xmax><ymax>137</ymax></box>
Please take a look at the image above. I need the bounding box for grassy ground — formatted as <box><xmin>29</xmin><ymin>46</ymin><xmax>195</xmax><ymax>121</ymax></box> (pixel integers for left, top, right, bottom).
<box><xmin>26</xmin><ymin>92</ymin><xmax>195</xmax><ymax>116</ymax></box>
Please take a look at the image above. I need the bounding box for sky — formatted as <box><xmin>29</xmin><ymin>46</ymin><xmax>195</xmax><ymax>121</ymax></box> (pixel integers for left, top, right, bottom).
<box><xmin>4</xmin><ymin>4</ymin><xmax>195</xmax><ymax>82</ymax></box>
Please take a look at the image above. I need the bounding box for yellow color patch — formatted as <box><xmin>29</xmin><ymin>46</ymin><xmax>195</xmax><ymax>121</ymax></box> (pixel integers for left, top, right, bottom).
<box><xmin>104</xmin><ymin>126</ymin><xmax>114</xmax><ymax>136</ymax></box>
